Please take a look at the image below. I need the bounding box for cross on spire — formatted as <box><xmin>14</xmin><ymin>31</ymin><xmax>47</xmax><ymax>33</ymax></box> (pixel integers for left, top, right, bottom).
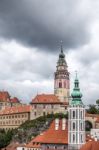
<box><xmin>60</xmin><ymin>40</ymin><xmax>63</xmax><ymax>53</ymax></box>
<box><xmin>75</xmin><ymin>70</ymin><xmax>78</xmax><ymax>79</ymax></box>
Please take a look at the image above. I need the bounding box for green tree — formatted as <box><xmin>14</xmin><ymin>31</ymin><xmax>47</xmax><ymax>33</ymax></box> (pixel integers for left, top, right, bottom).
<box><xmin>96</xmin><ymin>99</ymin><xmax>99</xmax><ymax>105</ymax></box>
<box><xmin>87</xmin><ymin>104</ymin><xmax>98</xmax><ymax>114</ymax></box>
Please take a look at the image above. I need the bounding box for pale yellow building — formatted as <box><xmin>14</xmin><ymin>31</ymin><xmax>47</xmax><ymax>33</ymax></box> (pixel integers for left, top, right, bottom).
<box><xmin>0</xmin><ymin>105</ymin><xmax>32</xmax><ymax>130</ymax></box>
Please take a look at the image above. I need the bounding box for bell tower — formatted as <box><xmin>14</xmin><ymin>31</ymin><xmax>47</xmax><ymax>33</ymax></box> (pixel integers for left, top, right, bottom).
<box><xmin>54</xmin><ymin>45</ymin><xmax>70</xmax><ymax>103</ymax></box>
<box><xmin>68</xmin><ymin>73</ymin><xmax>85</xmax><ymax>150</ymax></box>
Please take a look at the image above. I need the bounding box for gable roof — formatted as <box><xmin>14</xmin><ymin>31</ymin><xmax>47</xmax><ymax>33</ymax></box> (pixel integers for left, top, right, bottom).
<box><xmin>31</xmin><ymin>94</ymin><xmax>61</xmax><ymax>104</ymax></box>
<box><xmin>0</xmin><ymin>91</ymin><xmax>10</xmax><ymax>102</ymax></box>
<box><xmin>10</xmin><ymin>97</ymin><xmax>20</xmax><ymax>103</ymax></box>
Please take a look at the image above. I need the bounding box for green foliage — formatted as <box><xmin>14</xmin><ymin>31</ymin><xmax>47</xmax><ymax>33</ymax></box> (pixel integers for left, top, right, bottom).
<box><xmin>0</xmin><ymin>113</ymin><xmax>67</xmax><ymax>148</ymax></box>
<box><xmin>0</xmin><ymin>129</ymin><xmax>13</xmax><ymax>148</ymax></box>
<box><xmin>96</xmin><ymin>99</ymin><xmax>99</xmax><ymax>105</ymax></box>
<box><xmin>87</xmin><ymin>104</ymin><xmax>98</xmax><ymax>114</ymax></box>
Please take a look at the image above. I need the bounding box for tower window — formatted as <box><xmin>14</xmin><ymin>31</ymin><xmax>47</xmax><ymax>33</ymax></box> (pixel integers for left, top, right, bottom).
<box><xmin>81</xmin><ymin>111</ymin><xmax>83</xmax><ymax>119</ymax></box>
<box><xmin>59</xmin><ymin>82</ymin><xmax>62</xmax><ymax>88</ymax></box>
<box><xmin>75</xmin><ymin>83</ymin><xmax>78</xmax><ymax>87</ymax></box>
<box><xmin>81</xmin><ymin>134</ymin><xmax>83</xmax><ymax>143</ymax></box>
<box><xmin>73</xmin><ymin>122</ymin><xmax>75</xmax><ymax>130</ymax></box>
<box><xmin>73</xmin><ymin>111</ymin><xmax>75</xmax><ymax>118</ymax></box>
<box><xmin>81</xmin><ymin>122</ymin><xmax>83</xmax><ymax>130</ymax></box>
<box><xmin>64</xmin><ymin>82</ymin><xmax>66</xmax><ymax>88</ymax></box>
<box><xmin>73</xmin><ymin>134</ymin><xmax>75</xmax><ymax>143</ymax></box>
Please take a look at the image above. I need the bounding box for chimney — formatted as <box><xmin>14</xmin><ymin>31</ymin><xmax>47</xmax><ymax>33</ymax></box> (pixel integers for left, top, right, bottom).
<box><xmin>55</xmin><ymin>118</ymin><xmax>59</xmax><ymax>130</ymax></box>
<box><xmin>62</xmin><ymin>118</ymin><xmax>66</xmax><ymax>130</ymax></box>
<box><xmin>95</xmin><ymin>136</ymin><xmax>97</xmax><ymax>141</ymax></box>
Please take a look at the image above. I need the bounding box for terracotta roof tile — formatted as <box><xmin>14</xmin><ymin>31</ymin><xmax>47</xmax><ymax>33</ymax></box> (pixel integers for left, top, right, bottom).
<box><xmin>26</xmin><ymin>119</ymin><xmax>68</xmax><ymax>146</ymax></box>
<box><xmin>80</xmin><ymin>141</ymin><xmax>99</xmax><ymax>150</ymax></box>
<box><xmin>31</xmin><ymin>94</ymin><xmax>61</xmax><ymax>104</ymax></box>
<box><xmin>10</xmin><ymin>97</ymin><xmax>20</xmax><ymax>103</ymax></box>
<box><xmin>26</xmin><ymin>142</ymin><xmax>41</xmax><ymax>148</ymax></box>
<box><xmin>0</xmin><ymin>91</ymin><xmax>10</xmax><ymax>102</ymax></box>
<box><xmin>0</xmin><ymin>105</ymin><xmax>32</xmax><ymax>115</ymax></box>
<box><xmin>85</xmin><ymin>113</ymin><xmax>99</xmax><ymax>118</ymax></box>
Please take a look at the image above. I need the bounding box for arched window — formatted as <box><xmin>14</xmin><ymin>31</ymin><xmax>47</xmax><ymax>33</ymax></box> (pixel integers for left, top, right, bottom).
<box><xmin>59</xmin><ymin>82</ymin><xmax>62</xmax><ymax>88</ymax></box>
<box><xmin>73</xmin><ymin>122</ymin><xmax>75</xmax><ymax>130</ymax></box>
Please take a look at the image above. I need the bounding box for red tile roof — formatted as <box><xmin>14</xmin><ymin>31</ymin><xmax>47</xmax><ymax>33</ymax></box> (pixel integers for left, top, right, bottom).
<box><xmin>10</xmin><ymin>97</ymin><xmax>20</xmax><ymax>103</ymax></box>
<box><xmin>0</xmin><ymin>91</ymin><xmax>10</xmax><ymax>102</ymax></box>
<box><xmin>80</xmin><ymin>141</ymin><xmax>99</xmax><ymax>150</ymax></box>
<box><xmin>31</xmin><ymin>94</ymin><xmax>61</xmax><ymax>104</ymax></box>
<box><xmin>26</xmin><ymin>119</ymin><xmax>68</xmax><ymax>145</ymax></box>
<box><xmin>86</xmin><ymin>113</ymin><xmax>99</xmax><ymax>118</ymax></box>
<box><xmin>1</xmin><ymin>142</ymin><xmax>25</xmax><ymax>150</ymax></box>
<box><xmin>26</xmin><ymin>142</ymin><xmax>41</xmax><ymax>148</ymax></box>
<box><xmin>0</xmin><ymin>105</ymin><xmax>32</xmax><ymax>115</ymax></box>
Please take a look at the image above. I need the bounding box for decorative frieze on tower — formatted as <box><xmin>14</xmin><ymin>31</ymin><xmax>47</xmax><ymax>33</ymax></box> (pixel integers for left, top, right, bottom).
<box><xmin>54</xmin><ymin>46</ymin><xmax>70</xmax><ymax>103</ymax></box>
<box><xmin>68</xmin><ymin>74</ymin><xmax>85</xmax><ymax>150</ymax></box>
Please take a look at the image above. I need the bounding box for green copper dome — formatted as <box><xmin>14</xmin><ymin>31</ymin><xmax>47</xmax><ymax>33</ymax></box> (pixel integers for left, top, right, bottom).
<box><xmin>71</xmin><ymin>90</ymin><xmax>82</xmax><ymax>98</ymax></box>
<box><xmin>70</xmin><ymin>73</ymin><xmax>83</xmax><ymax>106</ymax></box>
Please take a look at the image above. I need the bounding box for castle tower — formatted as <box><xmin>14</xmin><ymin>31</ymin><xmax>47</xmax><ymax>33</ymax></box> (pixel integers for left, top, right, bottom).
<box><xmin>54</xmin><ymin>45</ymin><xmax>70</xmax><ymax>103</ymax></box>
<box><xmin>68</xmin><ymin>73</ymin><xmax>85</xmax><ymax>150</ymax></box>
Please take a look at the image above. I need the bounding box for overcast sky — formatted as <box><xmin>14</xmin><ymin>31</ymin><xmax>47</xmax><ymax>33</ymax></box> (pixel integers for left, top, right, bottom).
<box><xmin>0</xmin><ymin>0</ymin><xmax>99</xmax><ymax>104</ymax></box>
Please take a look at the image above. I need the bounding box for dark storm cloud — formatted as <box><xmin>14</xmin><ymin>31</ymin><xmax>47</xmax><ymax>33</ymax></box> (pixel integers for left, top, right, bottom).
<box><xmin>0</xmin><ymin>0</ymin><xmax>91</xmax><ymax>51</ymax></box>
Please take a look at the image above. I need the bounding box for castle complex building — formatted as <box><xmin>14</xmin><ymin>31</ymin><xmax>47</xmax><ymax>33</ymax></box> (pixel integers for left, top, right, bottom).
<box><xmin>0</xmin><ymin>91</ymin><xmax>22</xmax><ymax>110</ymax></box>
<box><xmin>0</xmin><ymin>105</ymin><xmax>32</xmax><ymax>130</ymax></box>
<box><xmin>54</xmin><ymin>46</ymin><xmax>70</xmax><ymax>103</ymax></box>
<box><xmin>0</xmin><ymin>47</ymin><xmax>99</xmax><ymax>133</ymax></box>
<box><xmin>68</xmin><ymin>74</ymin><xmax>85</xmax><ymax>149</ymax></box>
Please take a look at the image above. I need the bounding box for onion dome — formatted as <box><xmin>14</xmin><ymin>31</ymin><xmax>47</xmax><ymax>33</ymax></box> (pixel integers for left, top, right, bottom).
<box><xmin>57</xmin><ymin>45</ymin><xmax>67</xmax><ymax>67</ymax></box>
<box><xmin>70</xmin><ymin>73</ymin><xmax>83</xmax><ymax>106</ymax></box>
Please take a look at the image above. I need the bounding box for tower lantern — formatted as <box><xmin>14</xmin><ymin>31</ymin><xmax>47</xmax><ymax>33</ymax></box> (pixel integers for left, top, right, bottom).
<box><xmin>68</xmin><ymin>73</ymin><xmax>85</xmax><ymax>150</ymax></box>
<box><xmin>54</xmin><ymin>46</ymin><xmax>70</xmax><ymax>103</ymax></box>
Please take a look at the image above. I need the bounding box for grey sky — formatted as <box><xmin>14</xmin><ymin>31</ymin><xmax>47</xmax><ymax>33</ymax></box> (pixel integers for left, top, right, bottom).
<box><xmin>0</xmin><ymin>0</ymin><xmax>99</xmax><ymax>104</ymax></box>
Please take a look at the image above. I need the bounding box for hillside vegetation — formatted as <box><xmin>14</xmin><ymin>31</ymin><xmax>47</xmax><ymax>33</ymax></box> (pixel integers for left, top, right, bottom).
<box><xmin>0</xmin><ymin>113</ymin><xmax>67</xmax><ymax>148</ymax></box>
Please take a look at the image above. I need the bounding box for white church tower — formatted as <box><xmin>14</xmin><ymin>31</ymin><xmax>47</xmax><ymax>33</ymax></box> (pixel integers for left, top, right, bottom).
<box><xmin>68</xmin><ymin>73</ymin><xmax>85</xmax><ymax>150</ymax></box>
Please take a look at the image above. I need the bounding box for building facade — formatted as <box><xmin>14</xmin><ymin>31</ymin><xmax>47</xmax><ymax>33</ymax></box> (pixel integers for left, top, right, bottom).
<box><xmin>68</xmin><ymin>74</ymin><xmax>85</xmax><ymax>150</ymax></box>
<box><xmin>54</xmin><ymin>46</ymin><xmax>70</xmax><ymax>103</ymax></box>
<box><xmin>17</xmin><ymin>119</ymin><xmax>68</xmax><ymax>150</ymax></box>
<box><xmin>30</xmin><ymin>94</ymin><xmax>65</xmax><ymax>120</ymax></box>
<box><xmin>0</xmin><ymin>91</ymin><xmax>21</xmax><ymax>110</ymax></box>
<box><xmin>0</xmin><ymin>105</ymin><xmax>32</xmax><ymax>130</ymax></box>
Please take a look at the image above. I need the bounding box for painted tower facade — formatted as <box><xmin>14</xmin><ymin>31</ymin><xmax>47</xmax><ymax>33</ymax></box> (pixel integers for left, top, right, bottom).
<box><xmin>54</xmin><ymin>46</ymin><xmax>70</xmax><ymax>103</ymax></box>
<box><xmin>68</xmin><ymin>74</ymin><xmax>85</xmax><ymax>150</ymax></box>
